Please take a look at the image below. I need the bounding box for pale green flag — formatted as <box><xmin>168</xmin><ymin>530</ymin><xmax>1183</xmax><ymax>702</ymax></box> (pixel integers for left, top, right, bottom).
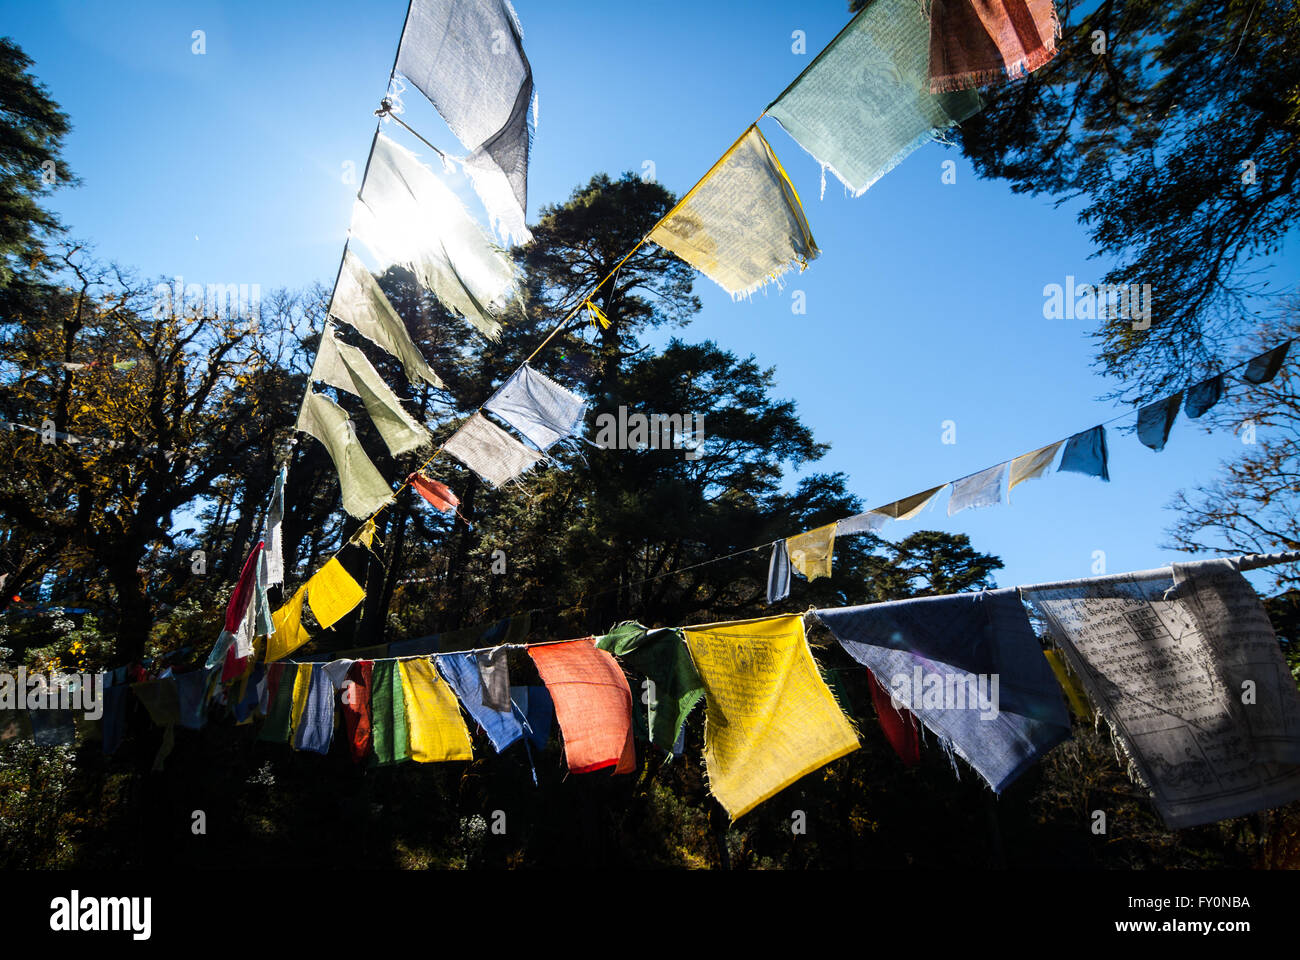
<box><xmin>295</xmin><ymin>390</ymin><xmax>393</xmax><ymax>519</ymax></box>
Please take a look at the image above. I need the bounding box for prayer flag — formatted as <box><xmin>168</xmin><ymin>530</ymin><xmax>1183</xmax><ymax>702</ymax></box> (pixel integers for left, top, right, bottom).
<box><xmin>483</xmin><ymin>363</ymin><xmax>587</xmax><ymax>451</ymax></box>
<box><xmin>443</xmin><ymin>411</ymin><xmax>544</xmax><ymax>488</ymax></box>
<box><xmin>296</xmin><ymin>390</ymin><xmax>393</xmax><ymax>519</ymax></box>
<box><xmin>436</xmin><ymin>653</ymin><xmax>523</xmax><ymax>753</ymax></box>
<box><xmin>948</xmin><ymin>461</ymin><xmax>1007</xmax><ymax>515</ymax></box>
<box><xmin>865</xmin><ymin>667</ymin><xmax>920</xmax><ymax>766</ymax></box>
<box><xmin>596</xmin><ymin>622</ymin><xmax>704</xmax><ymax>751</ymax></box>
<box><xmin>1136</xmin><ymin>392</ymin><xmax>1181</xmax><ymax>452</ymax></box>
<box><xmin>1057</xmin><ymin>425</ymin><xmax>1109</xmax><ymax>481</ymax></box>
<box><xmin>1243</xmin><ymin>341</ymin><xmax>1291</xmax><ymax>384</ymax></box>
<box><xmin>293</xmin><ymin>663</ymin><xmax>336</xmax><ymax>755</ymax></box>
<box><xmin>340</xmin><ymin>660</ymin><xmax>374</xmax><ymax>763</ymax></box>
<box><xmin>410</xmin><ymin>472</ymin><xmax>459</xmax><ymax>513</ymax></box>
<box><xmin>266</xmin><ymin>583</ymin><xmax>312</xmax><ymax>662</ymax></box>
<box><xmin>927</xmin><ymin>0</ymin><xmax>1060</xmax><ymax>93</ymax></box>
<box><xmin>787</xmin><ymin>522</ymin><xmax>836</xmax><ymax>581</ymax></box>
<box><xmin>1008</xmin><ymin>440</ymin><xmax>1062</xmax><ymax>495</ymax></box>
<box><xmin>529</xmin><ymin>639</ymin><xmax>635</xmax><ymax>775</ymax></box>
<box><xmin>306</xmin><ymin>558</ymin><xmax>365</xmax><ymax>632</ymax></box>
<box><xmin>649</xmin><ymin>125</ymin><xmax>819</xmax><ymax>298</ymax></box>
<box><xmin>398</xmin><ymin>658</ymin><xmax>474</xmax><ymax>762</ymax></box>
<box><xmin>767</xmin><ymin>539</ymin><xmax>791</xmax><ymax>605</ymax></box>
<box><xmin>370</xmin><ymin>660</ymin><xmax>411</xmax><ymax>766</ymax></box>
<box><xmin>265</xmin><ymin>465</ymin><xmax>287</xmax><ymax>585</ymax></box>
<box><xmin>1185</xmin><ymin>374</ymin><xmax>1224</xmax><ymax>419</ymax></box>
<box><xmin>875</xmin><ymin>484</ymin><xmax>948</xmax><ymax>520</ymax></box>
<box><xmin>837</xmin><ymin>511</ymin><xmax>887</xmax><ymax>536</ymax></box>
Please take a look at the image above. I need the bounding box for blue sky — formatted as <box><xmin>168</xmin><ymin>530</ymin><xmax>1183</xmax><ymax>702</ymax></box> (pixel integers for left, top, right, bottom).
<box><xmin>4</xmin><ymin>0</ymin><xmax>1295</xmax><ymax>596</ymax></box>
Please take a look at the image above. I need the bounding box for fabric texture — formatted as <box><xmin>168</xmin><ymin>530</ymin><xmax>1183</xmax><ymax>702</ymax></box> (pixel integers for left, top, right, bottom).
<box><xmin>265</xmin><ymin>465</ymin><xmax>287</xmax><ymax>586</ymax></box>
<box><xmin>1022</xmin><ymin>560</ymin><xmax>1300</xmax><ymax>829</ymax></box>
<box><xmin>443</xmin><ymin>411</ymin><xmax>545</xmax><ymax>488</ymax></box>
<box><xmin>398</xmin><ymin>659</ymin><xmax>474</xmax><ymax>762</ymax></box>
<box><xmin>476</xmin><ymin>647</ymin><xmax>511</xmax><ymax>712</ymax></box>
<box><xmin>296</xmin><ymin>390</ymin><xmax>393</xmax><ymax>519</ymax></box>
<box><xmin>1243</xmin><ymin>341</ymin><xmax>1290</xmax><ymax>384</ymax></box>
<box><xmin>267</xmin><ymin>583</ymin><xmax>312</xmax><ymax>662</ymax></box>
<box><xmin>648</xmin><ymin>125</ymin><xmax>819</xmax><ymax>298</ymax></box>
<box><xmin>410</xmin><ymin>473</ymin><xmax>459</xmax><ymax>513</ymax></box>
<box><xmin>370</xmin><ymin>660</ymin><xmax>411</xmax><ymax>766</ymax></box>
<box><xmin>1057</xmin><ymin>425</ymin><xmax>1109</xmax><ymax>481</ymax></box>
<box><xmin>291</xmin><ymin>664</ymin><xmax>336</xmax><ymax>754</ymax></box>
<box><xmin>1185</xmin><ymin>374</ymin><xmax>1224</xmax><ymax>419</ymax></box>
<box><xmin>786</xmin><ymin>523</ymin><xmax>837</xmax><ymax>581</ymax></box>
<box><xmin>232</xmin><ymin>664</ymin><xmax>266</xmax><ymax>725</ymax></box>
<box><xmin>311</xmin><ymin>326</ymin><xmax>431</xmax><ymax>457</ymax></box>
<box><xmin>352</xmin><ymin>134</ymin><xmax>516</xmax><ymax>340</ymax></box>
<box><xmin>340</xmin><ymin>660</ymin><xmax>374</xmax><ymax>762</ymax></box>
<box><xmin>1136</xmin><ymin>392</ymin><xmax>1181</xmax><ymax>452</ymax></box>
<box><xmin>948</xmin><ymin>462</ymin><xmax>1007</xmax><ymax>515</ymax></box>
<box><xmin>330</xmin><ymin>249</ymin><xmax>444</xmax><ymax>389</ymax></box>
<box><xmin>529</xmin><ymin>639</ymin><xmax>636</xmax><ymax>775</ymax></box>
<box><xmin>817</xmin><ymin>590</ymin><xmax>1070</xmax><ymax>793</ymax></box>
<box><xmin>1008</xmin><ymin>441</ymin><xmax>1062</xmax><ymax>496</ymax></box>
<box><xmin>927</xmin><ymin>0</ymin><xmax>1059</xmax><ymax>93</ymax></box>
<box><xmin>596</xmin><ymin>622</ymin><xmax>704</xmax><ymax>751</ymax></box>
<box><xmin>483</xmin><ymin>363</ymin><xmax>586</xmax><ymax>451</ymax></box>
<box><xmin>865</xmin><ymin>667</ymin><xmax>921</xmax><ymax>766</ymax></box>
<box><xmin>836</xmin><ymin>511</ymin><xmax>888</xmax><ymax>536</ymax></box>
<box><xmin>875</xmin><ymin>484</ymin><xmax>948</xmax><ymax>520</ymax></box>
<box><xmin>767</xmin><ymin>539</ymin><xmax>791</xmax><ymax>605</ymax></box>
<box><xmin>395</xmin><ymin>0</ymin><xmax>535</xmax><ymax>246</ymax></box>
<box><xmin>436</xmin><ymin>653</ymin><xmax>523</xmax><ymax>753</ymax></box>
<box><xmin>682</xmin><ymin>614</ymin><xmax>860</xmax><ymax>820</ymax></box>
<box><xmin>768</xmin><ymin>0</ymin><xmax>982</xmax><ymax>196</ymax></box>
<box><xmin>307</xmin><ymin>558</ymin><xmax>366</xmax><ymax>631</ymax></box>
<box><xmin>289</xmin><ymin>662</ymin><xmax>313</xmax><ymax>738</ymax></box>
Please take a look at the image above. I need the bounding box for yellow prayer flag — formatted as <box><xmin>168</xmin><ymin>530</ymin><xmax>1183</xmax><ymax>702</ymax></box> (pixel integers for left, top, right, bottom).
<box><xmin>398</xmin><ymin>659</ymin><xmax>473</xmax><ymax>762</ymax></box>
<box><xmin>649</xmin><ymin>125</ymin><xmax>819</xmax><ymax>298</ymax></box>
<box><xmin>1009</xmin><ymin>441</ymin><xmax>1064</xmax><ymax>496</ymax></box>
<box><xmin>682</xmin><ymin>614</ymin><xmax>859</xmax><ymax>820</ymax></box>
<box><xmin>307</xmin><ymin>558</ymin><xmax>365</xmax><ymax>631</ymax></box>
<box><xmin>1044</xmin><ymin>649</ymin><xmax>1092</xmax><ymax>719</ymax></box>
<box><xmin>289</xmin><ymin>664</ymin><xmax>312</xmax><ymax>735</ymax></box>
<box><xmin>874</xmin><ymin>483</ymin><xmax>948</xmax><ymax>521</ymax></box>
<box><xmin>787</xmin><ymin>523</ymin><xmax>837</xmax><ymax>581</ymax></box>
<box><xmin>266</xmin><ymin>583</ymin><xmax>312</xmax><ymax>662</ymax></box>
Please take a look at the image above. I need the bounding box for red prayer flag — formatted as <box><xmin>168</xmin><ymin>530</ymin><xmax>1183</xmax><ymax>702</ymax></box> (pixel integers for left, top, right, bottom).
<box><xmin>341</xmin><ymin>660</ymin><xmax>374</xmax><ymax>763</ymax></box>
<box><xmin>866</xmin><ymin>668</ymin><xmax>921</xmax><ymax>767</ymax></box>
<box><xmin>409</xmin><ymin>473</ymin><xmax>459</xmax><ymax>513</ymax></box>
<box><xmin>225</xmin><ymin>541</ymin><xmax>264</xmax><ymax>632</ymax></box>
<box><xmin>529</xmin><ymin>639</ymin><xmax>635</xmax><ymax>775</ymax></box>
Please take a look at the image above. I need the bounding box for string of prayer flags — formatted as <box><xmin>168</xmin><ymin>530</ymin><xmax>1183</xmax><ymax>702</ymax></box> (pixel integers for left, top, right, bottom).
<box><xmin>1008</xmin><ymin>440</ymin><xmax>1062</xmax><ymax>496</ymax></box>
<box><xmin>1043</xmin><ymin>649</ymin><xmax>1091</xmax><ymax>719</ymax></box>
<box><xmin>330</xmin><ymin>250</ymin><xmax>444</xmax><ymax>390</ymax></box>
<box><xmin>395</xmin><ymin>0</ymin><xmax>535</xmax><ymax>246</ymax></box>
<box><xmin>352</xmin><ymin>134</ymin><xmax>516</xmax><ymax>341</ymax></box>
<box><xmin>926</xmin><ymin>0</ymin><xmax>1060</xmax><ymax>93</ymax></box>
<box><xmin>595</xmin><ymin>622</ymin><xmax>704</xmax><ymax>751</ymax></box>
<box><xmin>876</xmin><ymin>484</ymin><xmax>948</xmax><ymax>520</ymax></box>
<box><xmin>948</xmin><ymin>461</ymin><xmax>1006</xmax><ymax>516</ymax></box>
<box><xmin>292</xmin><ymin>664</ymin><xmax>336</xmax><ymax>755</ymax></box>
<box><xmin>306</xmin><ymin>558</ymin><xmax>365</xmax><ymax>632</ymax></box>
<box><xmin>311</xmin><ymin>326</ymin><xmax>432</xmax><ymax>457</ymax></box>
<box><xmin>528</xmin><ymin>639</ymin><xmax>635</xmax><ymax>775</ymax></box>
<box><xmin>370</xmin><ymin>660</ymin><xmax>411</xmax><ymax>766</ymax></box>
<box><xmin>483</xmin><ymin>363</ymin><xmax>587</xmax><ymax>452</ymax></box>
<box><xmin>296</xmin><ymin>391</ymin><xmax>393</xmax><ymax>519</ymax></box>
<box><xmin>410</xmin><ymin>472</ymin><xmax>459</xmax><ymax>513</ymax></box>
<box><xmin>767</xmin><ymin>0</ymin><xmax>981</xmax><ymax>198</ymax></box>
<box><xmin>1185</xmin><ymin>374</ymin><xmax>1224</xmax><ymax>419</ymax></box>
<box><xmin>787</xmin><ymin>522</ymin><xmax>836</xmax><ymax>581</ymax></box>
<box><xmin>443</xmin><ymin>411</ymin><xmax>545</xmax><ymax>488</ymax></box>
<box><xmin>1244</xmin><ymin>340</ymin><xmax>1291</xmax><ymax>384</ymax></box>
<box><xmin>436</xmin><ymin>653</ymin><xmax>523</xmax><ymax>753</ymax></box>
<box><xmin>1136</xmin><ymin>392</ymin><xmax>1181</xmax><ymax>452</ymax></box>
<box><xmin>682</xmin><ymin>614</ymin><xmax>859</xmax><ymax>820</ymax></box>
<box><xmin>340</xmin><ymin>661</ymin><xmax>374</xmax><ymax>763</ymax></box>
<box><xmin>864</xmin><ymin>667</ymin><xmax>921</xmax><ymax>767</ymax></box>
<box><xmin>648</xmin><ymin>125</ymin><xmax>819</xmax><ymax>298</ymax></box>
<box><xmin>817</xmin><ymin>590</ymin><xmax>1070</xmax><ymax>793</ymax></box>
<box><xmin>767</xmin><ymin>540</ymin><xmax>791</xmax><ymax>605</ymax></box>
<box><xmin>265</xmin><ymin>465</ymin><xmax>286</xmax><ymax>586</ymax></box>
<box><xmin>1057</xmin><ymin>425</ymin><xmax>1109</xmax><ymax>481</ymax></box>
<box><xmin>1021</xmin><ymin>558</ymin><xmax>1300</xmax><ymax>828</ymax></box>
<box><xmin>266</xmin><ymin>584</ymin><xmax>312</xmax><ymax>662</ymax></box>
<box><xmin>397</xmin><ymin>659</ymin><xmax>474</xmax><ymax>763</ymax></box>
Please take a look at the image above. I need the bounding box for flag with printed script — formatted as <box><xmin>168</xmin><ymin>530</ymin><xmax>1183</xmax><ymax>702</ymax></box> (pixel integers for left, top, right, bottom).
<box><xmin>927</xmin><ymin>0</ymin><xmax>1060</xmax><ymax>93</ymax></box>
<box><xmin>483</xmin><ymin>363</ymin><xmax>586</xmax><ymax>451</ymax></box>
<box><xmin>311</xmin><ymin>326</ymin><xmax>431</xmax><ymax>457</ymax></box>
<box><xmin>352</xmin><ymin>134</ymin><xmax>516</xmax><ymax>340</ymax></box>
<box><xmin>648</xmin><ymin>125</ymin><xmax>819</xmax><ymax>298</ymax></box>
<box><xmin>529</xmin><ymin>639</ymin><xmax>635</xmax><ymax>775</ymax></box>
<box><xmin>443</xmin><ymin>411</ymin><xmax>545</xmax><ymax>488</ymax></box>
<box><xmin>767</xmin><ymin>0</ymin><xmax>982</xmax><ymax>197</ymax></box>
<box><xmin>296</xmin><ymin>391</ymin><xmax>393</xmax><ymax>518</ymax></box>
<box><xmin>330</xmin><ymin>250</ymin><xmax>444</xmax><ymax>390</ymax></box>
<box><xmin>682</xmin><ymin>615</ymin><xmax>859</xmax><ymax>820</ymax></box>
<box><xmin>395</xmin><ymin>0</ymin><xmax>535</xmax><ymax>246</ymax></box>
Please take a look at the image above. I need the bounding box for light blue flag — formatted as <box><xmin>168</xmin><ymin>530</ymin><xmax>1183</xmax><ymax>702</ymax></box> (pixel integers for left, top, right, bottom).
<box><xmin>483</xmin><ymin>363</ymin><xmax>586</xmax><ymax>452</ymax></box>
<box><xmin>436</xmin><ymin>653</ymin><xmax>523</xmax><ymax>752</ymax></box>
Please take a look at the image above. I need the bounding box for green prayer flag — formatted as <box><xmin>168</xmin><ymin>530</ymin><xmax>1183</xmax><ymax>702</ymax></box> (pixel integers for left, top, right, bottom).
<box><xmin>370</xmin><ymin>659</ymin><xmax>411</xmax><ymax>766</ymax></box>
<box><xmin>257</xmin><ymin>664</ymin><xmax>297</xmax><ymax>743</ymax></box>
<box><xmin>596</xmin><ymin>621</ymin><xmax>703</xmax><ymax>752</ymax></box>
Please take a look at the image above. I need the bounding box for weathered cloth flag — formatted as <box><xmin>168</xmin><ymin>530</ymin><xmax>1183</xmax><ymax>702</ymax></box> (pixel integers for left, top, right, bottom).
<box><xmin>436</xmin><ymin>652</ymin><xmax>523</xmax><ymax>753</ymax></box>
<box><xmin>529</xmin><ymin>639</ymin><xmax>635</xmax><ymax>775</ymax></box>
<box><xmin>483</xmin><ymin>363</ymin><xmax>586</xmax><ymax>452</ymax></box>
<box><xmin>265</xmin><ymin>465</ymin><xmax>287</xmax><ymax>585</ymax></box>
<box><xmin>786</xmin><ymin>523</ymin><xmax>837</xmax><ymax>581</ymax></box>
<box><xmin>395</xmin><ymin>0</ymin><xmax>535</xmax><ymax>246</ymax></box>
<box><xmin>1057</xmin><ymin>425</ymin><xmax>1109</xmax><ymax>481</ymax></box>
<box><xmin>649</xmin><ymin>125</ymin><xmax>819</xmax><ymax>298</ymax></box>
<box><xmin>767</xmin><ymin>539</ymin><xmax>791</xmax><ymax>605</ymax></box>
<box><xmin>267</xmin><ymin>583</ymin><xmax>312</xmax><ymax>662</ymax></box>
<box><xmin>398</xmin><ymin>659</ymin><xmax>474</xmax><ymax>762</ymax></box>
<box><xmin>1008</xmin><ymin>441</ymin><xmax>1062</xmax><ymax>496</ymax></box>
<box><xmin>296</xmin><ymin>390</ymin><xmax>393</xmax><ymax>518</ymax></box>
<box><xmin>370</xmin><ymin>660</ymin><xmax>411</xmax><ymax>766</ymax></box>
<box><xmin>1136</xmin><ymin>392</ymin><xmax>1181</xmax><ymax>453</ymax></box>
<box><xmin>443</xmin><ymin>412</ymin><xmax>544</xmax><ymax>488</ymax></box>
<box><xmin>817</xmin><ymin>590</ymin><xmax>1070</xmax><ymax>792</ymax></box>
<box><xmin>948</xmin><ymin>462</ymin><xmax>1006</xmax><ymax>515</ymax></box>
<box><xmin>410</xmin><ymin>473</ymin><xmax>459</xmax><ymax>513</ymax></box>
<box><xmin>352</xmin><ymin>134</ymin><xmax>516</xmax><ymax>340</ymax></box>
<box><xmin>927</xmin><ymin>0</ymin><xmax>1060</xmax><ymax>93</ymax></box>
<box><xmin>767</xmin><ymin>0</ymin><xmax>982</xmax><ymax>196</ymax></box>
<box><xmin>875</xmin><ymin>484</ymin><xmax>948</xmax><ymax>521</ymax></box>
<box><xmin>306</xmin><ymin>558</ymin><xmax>365</xmax><ymax>632</ymax></box>
<box><xmin>596</xmin><ymin>622</ymin><xmax>704</xmax><ymax>751</ymax></box>
<box><xmin>1243</xmin><ymin>341</ymin><xmax>1291</xmax><ymax>384</ymax></box>
<box><xmin>1022</xmin><ymin>558</ymin><xmax>1300</xmax><ymax>829</ymax></box>
<box><xmin>682</xmin><ymin>615</ymin><xmax>859</xmax><ymax>819</ymax></box>
<box><xmin>1185</xmin><ymin>374</ymin><xmax>1224</xmax><ymax>419</ymax></box>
